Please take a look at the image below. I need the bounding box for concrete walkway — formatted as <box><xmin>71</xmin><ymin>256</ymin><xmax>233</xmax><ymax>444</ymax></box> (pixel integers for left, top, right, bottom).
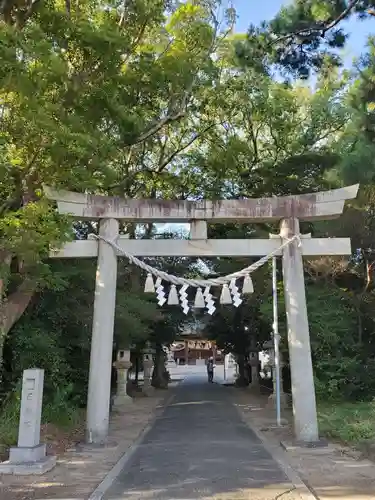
<box><xmin>103</xmin><ymin>374</ymin><xmax>301</xmax><ymax>499</ymax></box>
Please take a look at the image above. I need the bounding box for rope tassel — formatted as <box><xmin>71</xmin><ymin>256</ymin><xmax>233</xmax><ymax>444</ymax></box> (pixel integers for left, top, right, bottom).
<box><xmin>144</xmin><ymin>273</ymin><xmax>155</xmax><ymax>293</ymax></box>
<box><xmin>220</xmin><ymin>284</ymin><xmax>232</xmax><ymax>304</ymax></box>
<box><xmin>243</xmin><ymin>274</ymin><xmax>254</xmax><ymax>294</ymax></box>
<box><xmin>167</xmin><ymin>285</ymin><xmax>179</xmax><ymax>305</ymax></box>
<box><xmin>194</xmin><ymin>288</ymin><xmax>206</xmax><ymax>308</ymax></box>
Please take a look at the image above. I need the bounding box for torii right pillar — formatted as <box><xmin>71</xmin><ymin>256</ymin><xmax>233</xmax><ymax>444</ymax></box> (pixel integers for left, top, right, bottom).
<box><xmin>270</xmin><ymin>184</ymin><xmax>359</xmax><ymax>444</ymax></box>
<box><xmin>280</xmin><ymin>217</ymin><xmax>319</xmax><ymax>442</ymax></box>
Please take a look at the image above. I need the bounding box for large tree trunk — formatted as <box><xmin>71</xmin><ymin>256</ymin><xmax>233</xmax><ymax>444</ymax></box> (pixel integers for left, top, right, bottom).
<box><xmin>235</xmin><ymin>354</ymin><xmax>249</xmax><ymax>387</ymax></box>
<box><xmin>0</xmin><ymin>250</ymin><xmax>35</xmax><ymax>382</ymax></box>
<box><xmin>0</xmin><ymin>250</ymin><xmax>35</xmax><ymax>335</ymax></box>
<box><xmin>353</xmin><ymin>252</ymin><xmax>375</xmax><ymax>346</ymax></box>
<box><xmin>0</xmin><ymin>279</ymin><xmax>35</xmax><ymax>387</ymax></box>
<box><xmin>134</xmin><ymin>355</ymin><xmax>139</xmax><ymax>385</ymax></box>
<box><xmin>152</xmin><ymin>345</ymin><xmax>168</xmax><ymax>389</ymax></box>
<box><xmin>0</xmin><ymin>279</ymin><xmax>36</xmax><ymax>336</ymax></box>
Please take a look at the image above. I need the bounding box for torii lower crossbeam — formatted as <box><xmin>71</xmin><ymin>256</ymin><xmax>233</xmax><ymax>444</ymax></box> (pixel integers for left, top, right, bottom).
<box><xmin>50</xmin><ymin>237</ymin><xmax>351</xmax><ymax>258</ymax></box>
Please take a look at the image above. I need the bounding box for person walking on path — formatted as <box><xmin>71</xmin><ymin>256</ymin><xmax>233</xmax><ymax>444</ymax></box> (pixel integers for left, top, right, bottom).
<box><xmin>207</xmin><ymin>356</ymin><xmax>215</xmax><ymax>382</ymax></box>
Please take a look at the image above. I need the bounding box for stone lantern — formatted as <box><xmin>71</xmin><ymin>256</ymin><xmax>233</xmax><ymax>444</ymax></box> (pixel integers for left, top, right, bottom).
<box><xmin>113</xmin><ymin>349</ymin><xmax>132</xmax><ymax>407</ymax></box>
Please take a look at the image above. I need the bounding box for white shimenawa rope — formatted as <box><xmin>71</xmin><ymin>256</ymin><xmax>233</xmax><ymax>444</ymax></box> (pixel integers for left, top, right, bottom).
<box><xmin>92</xmin><ymin>233</ymin><xmax>300</xmax><ymax>315</ymax></box>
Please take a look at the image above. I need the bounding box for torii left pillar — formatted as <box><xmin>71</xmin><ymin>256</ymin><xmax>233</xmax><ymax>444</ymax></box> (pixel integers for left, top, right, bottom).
<box><xmin>86</xmin><ymin>218</ymin><xmax>119</xmax><ymax>444</ymax></box>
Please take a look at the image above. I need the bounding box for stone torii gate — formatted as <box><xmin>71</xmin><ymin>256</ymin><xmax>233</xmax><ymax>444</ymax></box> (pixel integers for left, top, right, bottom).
<box><xmin>45</xmin><ymin>184</ymin><xmax>358</xmax><ymax>445</ymax></box>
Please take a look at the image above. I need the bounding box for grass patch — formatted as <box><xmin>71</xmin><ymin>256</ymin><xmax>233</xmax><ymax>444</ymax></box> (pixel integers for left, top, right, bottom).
<box><xmin>0</xmin><ymin>397</ymin><xmax>19</xmax><ymax>457</ymax></box>
<box><xmin>0</xmin><ymin>389</ymin><xmax>84</xmax><ymax>459</ymax></box>
<box><xmin>318</xmin><ymin>399</ymin><xmax>375</xmax><ymax>445</ymax></box>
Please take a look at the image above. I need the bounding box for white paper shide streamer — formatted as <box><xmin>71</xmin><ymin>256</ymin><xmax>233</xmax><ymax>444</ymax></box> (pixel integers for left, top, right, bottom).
<box><xmin>143</xmin><ymin>272</ymin><xmax>256</xmax><ymax>315</ymax></box>
<box><xmin>97</xmin><ymin>233</ymin><xmax>299</xmax><ymax>316</ymax></box>
<box><xmin>179</xmin><ymin>284</ymin><xmax>189</xmax><ymax>315</ymax></box>
<box><xmin>155</xmin><ymin>277</ymin><xmax>166</xmax><ymax>306</ymax></box>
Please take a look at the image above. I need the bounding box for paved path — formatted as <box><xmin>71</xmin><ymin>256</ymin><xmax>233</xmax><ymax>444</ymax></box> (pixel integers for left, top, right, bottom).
<box><xmin>103</xmin><ymin>374</ymin><xmax>299</xmax><ymax>499</ymax></box>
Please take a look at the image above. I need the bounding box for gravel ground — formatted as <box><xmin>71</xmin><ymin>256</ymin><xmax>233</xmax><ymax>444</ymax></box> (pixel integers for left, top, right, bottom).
<box><xmin>232</xmin><ymin>388</ymin><xmax>375</xmax><ymax>500</ymax></box>
<box><xmin>103</xmin><ymin>374</ymin><xmax>301</xmax><ymax>500</ymax></box>
<box><xmin>0</xmin><ymin>391</ymin><xmax>168</xmax><ymax>500</ymax></box>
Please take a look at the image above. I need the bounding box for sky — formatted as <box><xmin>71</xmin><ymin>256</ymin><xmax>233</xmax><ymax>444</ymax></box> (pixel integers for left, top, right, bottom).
<box><xmin>233</xmin><ymin>0</ymin><xmax>375</xmax><ymax>63</ymax></box>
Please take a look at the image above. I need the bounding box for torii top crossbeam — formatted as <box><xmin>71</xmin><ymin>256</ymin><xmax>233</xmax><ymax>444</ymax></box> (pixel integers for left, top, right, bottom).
<box><xmin>44</xmin><ymin>185</ymin><xmax>359</xmax><ymax>222</ymax></box>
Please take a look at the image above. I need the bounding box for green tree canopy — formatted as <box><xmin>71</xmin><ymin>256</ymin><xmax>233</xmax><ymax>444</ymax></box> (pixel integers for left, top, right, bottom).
<box><xmin>237</xmin><ymin>0</ymin><xmax>375</xmax><ymax>78</ymax></box>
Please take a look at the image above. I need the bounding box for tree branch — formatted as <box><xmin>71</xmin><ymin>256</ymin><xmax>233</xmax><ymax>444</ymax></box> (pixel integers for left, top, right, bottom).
<box><xmin>132</xmin><ymin>110</ymin><xmax>186</xmax><ymax>145</ymax></box>
<box><xmin>273</xmin><ymin>0</ymin><xmax>361</xmax><ymax>45</ymax></box>
<box><xmin>244</xmin><ymin>110</ymin><xmax>259</xmax><ymax>164</ymax></box>
<box><xmin>313</xmin><ymin>123</ymin><xmax>346</xmax><ymax>146</ymax></box>
<box><xmin>157</xmin><ymin>123</ymin><xmax>217</xmax><ymax>172</ymax></box>
<box><xmin>0</xmin><ymin>252</ymin><xmax>12</xmax><ymax>301</ymax></box>
<box><xmin>118</xmin><ymin>0</ymin><xmax>127</xmax><ymax>27</ymax></box>
<box><xmin>65</xmin><ymin>0</ymin><xmax>71</xmax><ymax>17</ymax></box>
<box><xmin>0</xmin><ymin>0</ymin><xmax>14</xmax><ymax>23</ymax></box>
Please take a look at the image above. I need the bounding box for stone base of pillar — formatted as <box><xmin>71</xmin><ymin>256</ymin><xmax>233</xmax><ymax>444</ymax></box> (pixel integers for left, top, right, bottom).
<box><xmin>0</xmin><ymin>455</ymin><xmax>56</xmax><ymax>475</ymax></box>
<box><xmin>0</xmin><ymin>445</ymin><xmax>56</xmax><ymax>475</ymax></box>
<box><xmin>113</xmin><ymin>359</ymin><xmax>132</xmax><ymax>408</ymax></box>
<box><xmin>113</xmin><ymin>393</ymin><xmax>133</xmax><ymax>407</ymax></box>
<box><xmin>280</xmin><ymin>438</ymin><xmax>329</xmax><ymax>451</ymax></box>
<box><xmin>266</xmin><ymin>391</ymin><xmax>290</xmax><ymax>409</ymax></box>
<box><xmin>142</xmin><ymin>384</ymin><xmax>154</xmax><ymax>396</ymax></box>
<box><xmin>248</xmin><ymin>382</ymin><xmax>260</xmax><ymax>392</ymax></box>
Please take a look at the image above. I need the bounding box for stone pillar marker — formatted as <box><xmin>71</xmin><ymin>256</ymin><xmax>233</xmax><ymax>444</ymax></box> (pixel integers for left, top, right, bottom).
<box><xmin>86</xmin><ymin>218</ymin><xmax>119</xmax><ymax>444</ymax></box>
<box><xmin>0</xmin><ymin>369</ymin><xmax>56</xmax><ymax>475</ymax></box>
<box><xmin>280</xmin><ymin>217</ymin><xmax>319</xmax><ymax>443</ymax></box>
<box><xmin>113</xmin><ymin>349</ymin><xmax>132</xmax><ymax>407</ymax></box>
<box><xmin>18</xmin><ymin>369</ymin><xmax>43</xmax><ymax>448</ymax></box>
